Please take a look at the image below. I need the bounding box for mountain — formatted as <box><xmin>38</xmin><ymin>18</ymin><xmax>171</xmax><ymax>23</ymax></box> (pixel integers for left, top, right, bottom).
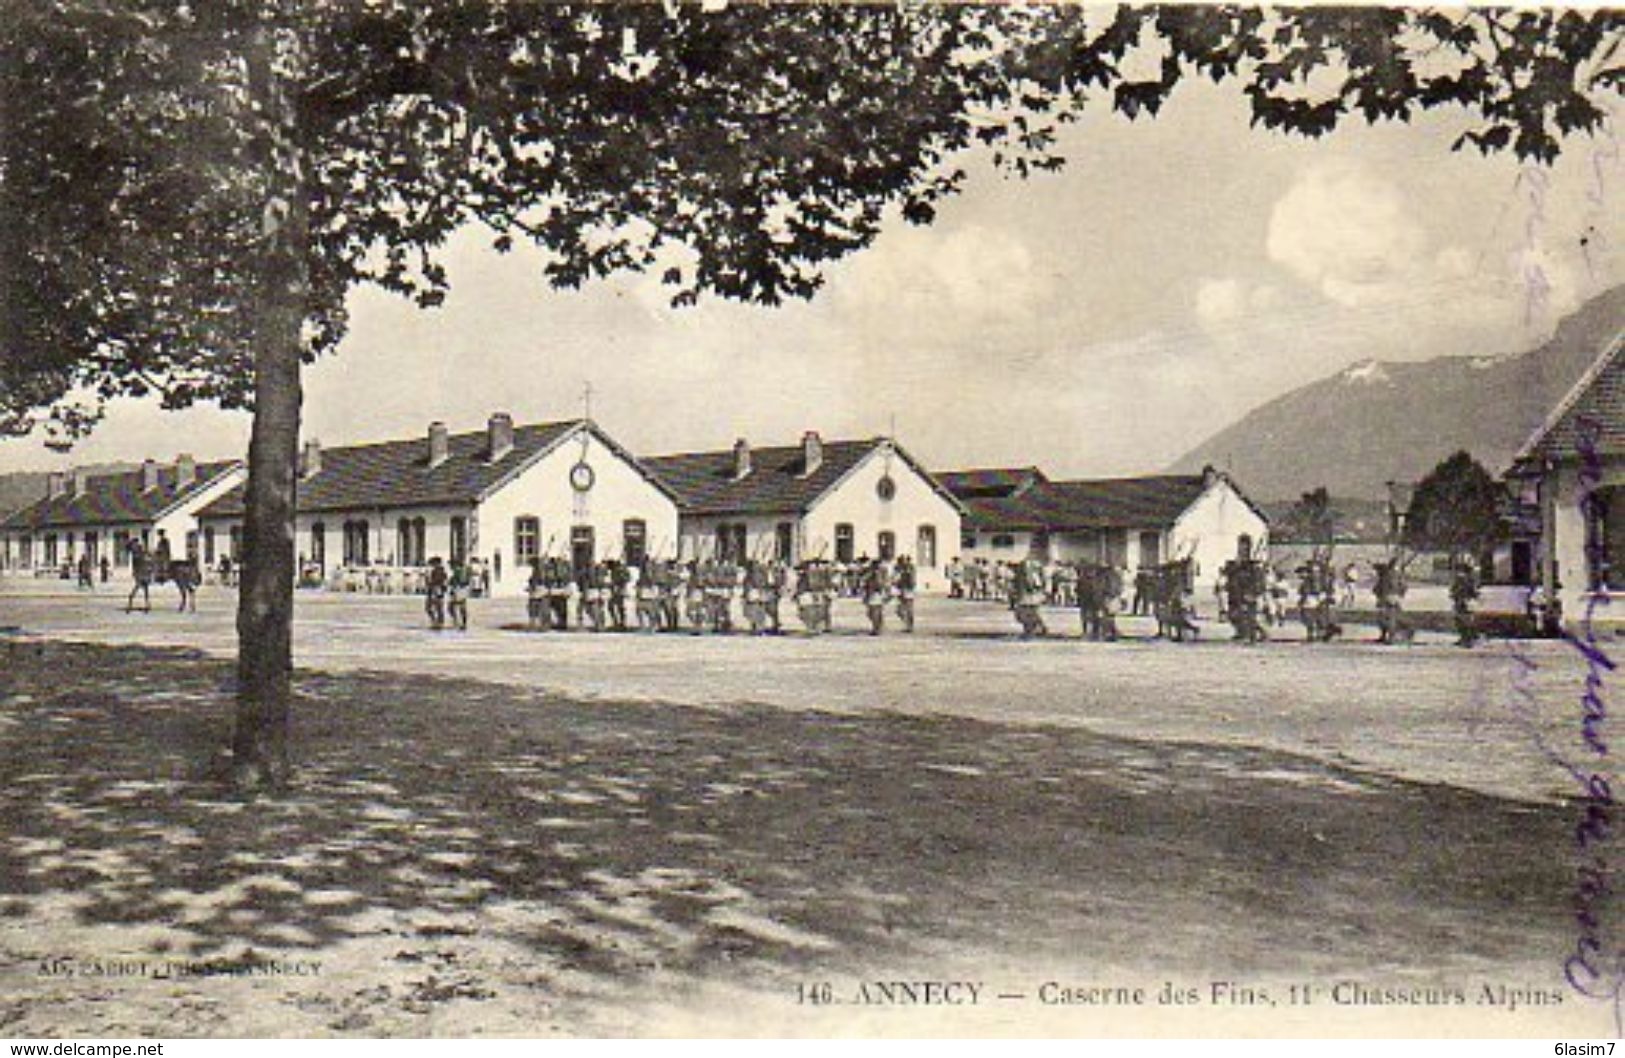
<box><xmin>1170</xmin><ymin>285</ymin><xmax>1625</xmax><ymax>501</ymax></box>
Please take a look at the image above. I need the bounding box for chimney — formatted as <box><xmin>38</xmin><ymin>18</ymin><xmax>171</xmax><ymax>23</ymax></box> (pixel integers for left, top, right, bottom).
<box><xmin>427</xmin><ymin>421</ymin><xmax>450</xmax><ymax>469</ymax></box>
<box><xmin>487</xmin><ymin>412</ymin><xmax>515</xmax><ymax>462</ymax></box>
<box><xmin>45</xmin><ymin>471</ymin><xmax>65</xmax><ymax>500</ymax></box>
<box><xmin>801</xmin><ymin>431</ymin><xmax>823</xmax><ymax>476</ymax></box>
<box><xmin>300</xmin><ymin>439</ymin><xmax>322</xmax><ymax>479</ymax></box>
<box><xmin>175</xmin><ymin>454</ymin><xmax>197</xmax><ymax>490</ymax></box>
<box><xmin>69</xmin><ymin>467</ymin><xmax>88</xmax><ymax>497</ymax></box>
<box><xmin>141</xmin><ymin>458</ymin><xmax>160</xmax><ymax>491</ymax></box>
<box><xmin>1202</xmin><ymin>464</ymin><xmax>1219</xmax><ymax>489</ymax></box>
<box><xmin>732</xmin><ymin>437</ymin><xmax>752</xmax><ymax>480</ymax></box>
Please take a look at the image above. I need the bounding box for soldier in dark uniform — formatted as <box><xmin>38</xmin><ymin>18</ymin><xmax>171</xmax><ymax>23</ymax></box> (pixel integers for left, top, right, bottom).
<box><xmin>1076</xmin><ymin>562</ymin><xmax>1102</xmax><ymax>641</ymax></box>
<box><xmin>1372</xmin><ymin>557</ymin><xmax>1412</xmax><ymax>645</ymax></box>
<box><xmin>125</xmin><ymin>539</ymin><xmax>153</xmax><ymax>613</ymax></box>
<box><xmin>425</xmin><ymin>556</ymin><xmax>449</xmax><ymax>630</ymax></box>
<box><xmin>526</xmin><ymin>559</ymin><xmax>547</xmax><ymax>631</ymax></box>
<box><xmin>153</xmin><ymin>529</ymin><xmax>173</xmax><ymax>585</ymax></box>
<box><xmin>1450</xmin><ymin>557</ymin><xmax>1481</xmax><ymax>647</ymax></box>
<box><xmin>893</xmin><ymin>556</ymin><xmax>917</xmax><ymax>633</ymax></box>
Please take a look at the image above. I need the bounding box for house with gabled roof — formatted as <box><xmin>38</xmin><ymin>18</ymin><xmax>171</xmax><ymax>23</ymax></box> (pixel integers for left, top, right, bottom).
<box><xmin>955</xmin><ymin>466</ymin><xmax>1269</xmax><ymax>588</ymax></box>
<box><xmin>195</xmin><ymin>413</ymin><xmax>679</xmax><ymax>596</ymax></box>
<box><xmin>1</xmin><ymin>456</ymin><xmax>244</xmax><ymax>575</ymax></box>
<box><xmin>1507</xmin><ymin>323</ymin><xmax>1625</xmax><ymax>624</ymax></box>
<box><xmin>643</xmin><ymin>431</ymin><xmax>964</xmax><ymax>587</ymax></box>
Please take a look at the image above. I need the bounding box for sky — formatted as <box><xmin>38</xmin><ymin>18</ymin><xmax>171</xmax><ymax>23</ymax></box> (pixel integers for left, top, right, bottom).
<box><xmin>3</xmin><ymin>67</ymin><xmax>1622</xmax><ymax>479</ymax></box>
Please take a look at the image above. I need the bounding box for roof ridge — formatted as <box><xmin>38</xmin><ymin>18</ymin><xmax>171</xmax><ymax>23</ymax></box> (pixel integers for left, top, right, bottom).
<box><xmin>1512</xmin><ymin>323</ymin><xmax>1625</xmax><ymax>466</ymax></box>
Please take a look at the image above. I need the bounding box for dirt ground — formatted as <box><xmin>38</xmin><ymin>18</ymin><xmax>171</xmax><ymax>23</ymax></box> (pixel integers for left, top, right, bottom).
<box><xmin>0</xmin><ymin>580</ymin><xmax>1621</xmax><ymax>1037</ymax></box>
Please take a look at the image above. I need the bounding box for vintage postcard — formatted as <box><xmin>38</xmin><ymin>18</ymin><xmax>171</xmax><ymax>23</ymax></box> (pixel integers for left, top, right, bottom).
<box><xmin>1</xmin><ymin>0</ymin><xmax>1623</xmax><ymax>1042</ymax></box>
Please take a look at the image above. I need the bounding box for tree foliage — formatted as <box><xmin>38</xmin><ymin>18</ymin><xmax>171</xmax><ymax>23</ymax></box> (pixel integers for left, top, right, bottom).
<box><xmin>4</xmin><ymin>2</ymin><xmax>1622</xmax><ymax>445</ymax></box>
<box><xmin>1402</xmin><ymin>450</ymin><xmax>1507</xmax><ymax>560</ymax></box>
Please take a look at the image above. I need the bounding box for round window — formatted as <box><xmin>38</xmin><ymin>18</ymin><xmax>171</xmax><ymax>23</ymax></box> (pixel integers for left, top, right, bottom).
<box><xmin>570</xmin><ymin>462</ymin><xmax>596</xmax><ymax>493</ymax></box>
<box><xmin>876</xmin><ymin>475</ymin><xmax>897</xmax><ymax>501</ymax></box>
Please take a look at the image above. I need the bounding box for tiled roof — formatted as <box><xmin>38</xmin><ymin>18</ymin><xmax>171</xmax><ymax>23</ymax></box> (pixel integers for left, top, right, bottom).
<box><xmin>965</xmin><ymin>475</ymin><xmax>1215</xmax><ymax>532</ymax></box>
<box><xmin>198</xmin><ymin>420</ymin><xmax>583</xmax><ymax>518</ymax></box>
<box><xmin>644</xmin><ymin>439</ymin><xmax>879</xmax><ymax>516</ymax></box>
<box><xmin>3</xmin><ymin>461</ymin><xmax>239</xmax><ymax>530</ymax></box>
<box><xmin>1514</xmin><ymin>331</ymin><xmax>1625</xmax><ymax>467</ymax></box>
<box><xmin>934</xmin><ymin>466</ymin><xmax>1048</xmax><ymax>500</ymax></box>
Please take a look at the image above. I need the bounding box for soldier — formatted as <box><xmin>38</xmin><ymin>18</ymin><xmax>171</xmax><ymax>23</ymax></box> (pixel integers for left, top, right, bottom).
<box><xmin>549</xmin><ymin>556</ymin><xmax>574</xmax><ymax>630</ymax></box>
<box><xmin>1372</xmin><ymin>556</ymin><xmax>1412</xmax><ymax>645</ymax></box>
<box><xmin>1157</xmin><ymin>559</ymin><xmax>1200</xmax><ymax>642</ymax></box>
<box><xmin>1221</xmin><ymin>553</ymin><xmax>1265</xmax><ymax>643</ymax></box>
<box><xmin>1132</xmin><ymin>568</ymin><xmax>1152</xmax><ymax>616</ymax></box>
<box><xmin>946</xmin><ymin>556</ymin><xmax>965</xmax><ymax>600</ymax></box>
<box><xmin>608</xmin><ymin>560</ymin><xmax>631</xmax><ymax>631</ymax></box>
<box><xmin>1099</xmin><ymin>563</ymin><xmax>1124</xmax><ymax>641</ymax></box>
<box><xmin>765</xmin><ymin>558</ymin><xmax>787</xmax><ymax>634</ymax></box>
<box><xmin>153</xmin><ymin>529</ymin><xmax>173</xmax><ymax>585</ymax></box>
<box><xmin>894</xmin><ymin>555</ymin><xmax>917</xmax><ymax>633</ymax></box>
<box><xmin>1076</xmin><ymin>562</ymin><xmax>1102</xmax><ymax>640</ymax></box>
<box><xmin>635</xmin><ymin>559</ymin><xmax>661</xmax><ymax>631</ymax></box>
<box><xmin>743</xmin><ymin>559</ymin><xmax>771</xmax><ymax>635</ymax></box>
<box><xmin>1011</xmin><ymin>558</ymin><xmax>1048</xmax><ymax>639</ymax></box>
<box><xmin>125</xmin><ymin>538</ymin><xmax>153</xmax><ymax>614</ymax></box>
<box><xmin>526</xmin><ymin>558</ymin><xmax>547</xmax><ymax>631</ymax></box>
<box><xmin>447</xmin><ymin>560</ymin><xmax>471</xmax><ymax>631</ymax></box>
<box><xmin>862</xmin><ymin>558</ymin><xmax>891</xmax><ymax>635</ymax></box>
<box><xmin>425</xmin><ymin>556</ymin><xmax>449</xmax><ymax>631</ymax></box>
<box><xmin>1451</xmin><ymin>557</ymin><xmax>1481</xmax><ymax>647</ymax></box>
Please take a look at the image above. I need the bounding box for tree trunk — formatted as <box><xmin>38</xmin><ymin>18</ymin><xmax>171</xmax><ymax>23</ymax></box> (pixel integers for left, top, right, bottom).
<box><xmin>232</xmin><ymin>25</ymin><xmax>309</xmax><ymax>791</ymax></box>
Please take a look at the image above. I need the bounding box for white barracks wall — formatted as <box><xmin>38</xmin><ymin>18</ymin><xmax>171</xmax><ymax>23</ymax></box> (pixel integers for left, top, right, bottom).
<box><xmin>477</xmin><ymin>428</ymin><xmax>679</xmax><ymax>596</ymax></box>
<box><xmin>1167</xmin><ymin>478</ymin><xmax>1270</xmax><ymax>589</ymax></box>
<box><xmin>802</xmin><ymin>445</ymin><xmax>962</xmax><ymax>590</ymax></box>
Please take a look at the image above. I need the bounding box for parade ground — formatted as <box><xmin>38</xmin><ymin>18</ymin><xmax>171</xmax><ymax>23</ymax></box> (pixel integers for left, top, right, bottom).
<box><xmin>1</xmin><ymin>578</ymin><xmax>1620</xmax><ymax>1036</ymax></box>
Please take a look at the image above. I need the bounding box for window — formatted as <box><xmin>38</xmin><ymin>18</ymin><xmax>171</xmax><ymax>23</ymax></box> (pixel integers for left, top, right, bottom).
<box><xmin>84</xmin><ymin>532</ymin><xmax>98</xmax><ymax>563</ymax></box>
<box><xmin>342</xmin><ymin>520</ymin><xmax>368</xmax><ymax>565</ymax></box>
<box><xmin>186</xmin><ymin>530</ymin><xmax>199</xmax><ymax>560</ymax></box>
<box><xmin>44</xmin><ymin>534</ymin><xmax>58</xmax><ymax>566</ymax></box>
<box><xmin>1103</xmin><ymin>528</ymin><xmax>1128</xmax><ymax>567</ymax></box>
<box><xmin>877</xmin><ymin>530</ymin><xmax>896</xmax><ymax>560</ymax></box>
<box><xmin>514</xmin><ymin>516</ymin><xmax>540</xmax><ymax>567</ymax></box>
<box><xmin>113</xmin><ymin>530</ymin><xmax>130</xmax><ymax>567</ymax></box>
<box><xmin>308</xmin><ymin>522</ymin><xmax>324</xmax><ymax>569</ymax></box>
<box><xmin>231</xmin><ymin>525</ymin><xmax>245</xmax><ymax>561</ymax></box>
<box><xmin>450</xmin><ymin>517</ymin><xmax>468</xmax><ymax>567</ymax></box>
<box><xmin>776</xmin><ymin>522</ymin><xmax>795</xmax><ymax>563</ymax></box>
<box><xmin>1138</xmin><ymin>531</ymin><xmax>1160</xmax><ymax>569</ymax></box>
<box><xmin>571</xmin><ymin>525</ymin><xmax>596</xmax><ymax>574</ymax></box>
<box><xmin>204</xmin><ymin>527</ymin><xmax>217</xmax><ymax>566</ymax></box>
<box><xmin>991</xmin><ymin>534</ymin><xmax>1015</xmax><ymax>550</ymax></box>
<box><xmin>622</xmin><ymin>519</ymin><xmax>647</xmax><ymax>566</ymax></box>
<box><xmin>962</xmin><ymin>532</ymin><xmax>977</xmax><ymax>551</ymax></box>
<box><xmin>835</xmin><ymin>523</ymin><xmax>855</xmax><ymax>563</ymax></box>
<box><xmin>917</xmin><ymin>525</ymin><xmax>937</xmax><ymax>568</ymax></box>
<box><xmin>18</xmin><ymin>535</ymin><xmax>31</xmax><ymax>569</ymax></box>
<box><xmin>396</xmin><ymin>518</ymin><xmax>425</xmax><ymax>566</ymax></box>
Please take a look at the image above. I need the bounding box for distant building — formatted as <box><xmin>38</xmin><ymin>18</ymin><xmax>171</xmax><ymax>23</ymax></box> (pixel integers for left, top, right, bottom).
<box><xmin>956</xmin><ymin>467</ymin><xmax>1269</xmax><ymax>588</ymax></box>
<box><xmin>1</xmin><ymin>457</ymin><xmax>244</xmax><ymax>574</ymax></box>
<box><xmin>644</xmin><ymin>432</ymin><xmax>963</xmax><ymax>587</ymax></box>
<box><xmin>196</xmin><ymin>415</ymin><xmax>679</xmax><ymax>596</ymax></box>
<box><xmin>1507</xmin><ymin>326</ymin><xmax>1625</xmax><ymax>625</ymax></box>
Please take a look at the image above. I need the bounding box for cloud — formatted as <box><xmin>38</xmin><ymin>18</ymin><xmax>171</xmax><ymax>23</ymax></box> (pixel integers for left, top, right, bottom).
<box><xmin>1266</xmin><ymin>161</ymin><xmax>1435</xmax><ymax>307</ymax></box>
<box><xmin>1194</xmin><ymin>277</ymin><xmax>1282</xmax><ymax>329</ymax></box>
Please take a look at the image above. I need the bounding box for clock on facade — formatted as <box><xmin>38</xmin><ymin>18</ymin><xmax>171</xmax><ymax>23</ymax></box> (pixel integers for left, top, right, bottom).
<box><xmin>570</xmin><ymin>461</ymin><xmax>596</xmax><ymax>493</ymax></box>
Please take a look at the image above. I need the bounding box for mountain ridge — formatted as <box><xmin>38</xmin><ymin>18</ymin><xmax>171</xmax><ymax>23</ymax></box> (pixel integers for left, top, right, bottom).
<box><xmin>1169</xmin><ymin>285</ymin><xmax>1625</xmax><ymax>502</ymax></box>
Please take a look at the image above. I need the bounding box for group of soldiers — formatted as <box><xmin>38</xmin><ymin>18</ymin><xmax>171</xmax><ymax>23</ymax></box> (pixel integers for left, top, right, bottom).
<box><xmin>946</xmin><ymin>544</ymin><xmax>1485</xmax><ymax>647</ymax></box>
<box><xmin>522</xmin><ymin>554</ymin><xmax>919</xmax><ymax>637</ymax></box>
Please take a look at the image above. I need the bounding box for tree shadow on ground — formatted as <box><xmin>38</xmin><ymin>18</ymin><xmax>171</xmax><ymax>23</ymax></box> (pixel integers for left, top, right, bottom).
<box><xmin>0</xmin><ymin>639</ymin><xmax>1579</xmax><ymax>1033</ymax></box>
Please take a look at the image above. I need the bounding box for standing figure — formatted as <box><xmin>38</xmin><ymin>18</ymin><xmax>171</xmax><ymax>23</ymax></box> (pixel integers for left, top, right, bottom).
<box><xmin>76</xmin><ymin>551</ymin><xmax>94</xmax><ymax>590</ymax></box>
<box><xmin>1076</xmin><ymin>562</ymin><xmax>1102</xmax><ymax>640</ymax></box>
<box><xmin>1450</xmin><ymin>557</ymin><xmax>1481</xmax><ymax>647</ymax></box>
<box><xmin>425</xmin><ymin>556</ymin><xmax>449</xmax><ymax>630</ymax></box>
<box><xmin>125</xmin><ymin>539</ymin><xmax>152</xmax><ymax>613</ymax></box>
<box><xmin>526</xmin><ymin>559</ymin><xmax>547</xmax><ymax>631</ymax></box>
<box><xmin>862</xmin><ymin>559</ymin><xmax>891</xmax><ymax>635</ymax></box>
<box><xmin>893</xmin><ymin>556</ymin><xmax>917</xmax><ymax>633</ymax></box>
<box><xmin>1011</xmin><ymin>559</ymin><xmax>1048</xmax><ymax>639</ymax></box>
<box><xmin>1372</xmin><ymin>557</ymin><xmax>1412</xmax><ymax>645</ymax></box>
<box><xmin>448</xmin><ymin>561</ymin><xmax>471</xmax><ymax>631</ymax></box>
<box><xmin>152</xmin><ymin>530</ymin><xmax>173</xmax><ymax>585</ymax></box>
